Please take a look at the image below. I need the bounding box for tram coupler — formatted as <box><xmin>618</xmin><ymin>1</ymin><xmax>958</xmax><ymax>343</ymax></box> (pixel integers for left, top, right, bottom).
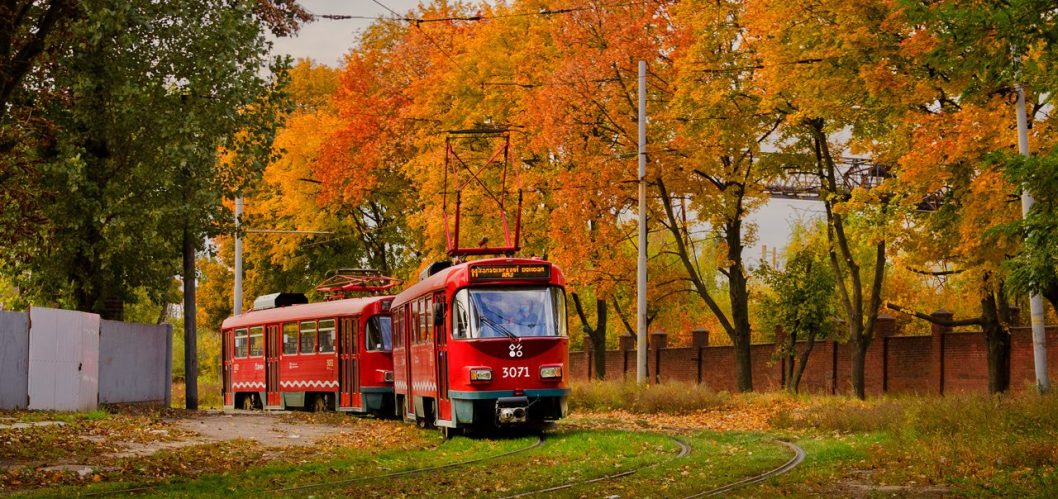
<box><xmin>495</xmin><ymin>396</ymin><xmax>529</xmax><ymax>424</ymax></box>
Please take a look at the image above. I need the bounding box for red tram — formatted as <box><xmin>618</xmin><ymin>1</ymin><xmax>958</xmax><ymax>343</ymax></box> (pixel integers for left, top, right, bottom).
<box><xmin>221</xmin><ymin>293</ymin><xmax>394</xmax><ymax>414</ymax></box>
<box><xmin>391</xmin><ymin>257</ymin><xmax>569</xmax><ymax>433</ymax></box>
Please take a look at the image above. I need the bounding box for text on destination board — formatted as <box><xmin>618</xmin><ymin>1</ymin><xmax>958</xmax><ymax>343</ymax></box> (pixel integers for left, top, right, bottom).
<box><xmin>470</xmin><ymin>264</ymin><xmax>550</xmax><ymax>280</ymax></box>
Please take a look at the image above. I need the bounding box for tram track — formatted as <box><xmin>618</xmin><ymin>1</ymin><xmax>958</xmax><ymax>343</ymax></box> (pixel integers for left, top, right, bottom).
<box><xmin>80</xmin><ymin>431</ymin><xmax>543</xmax><ymax>497</ymax></box>
<box><xmin>512</xmin><ymin>424</ymin><xmax>805</xmax><ymax>498</ymax></box>
<box><xmin>80</xmin><ymin>424</ymin><xmax>804</xmax><ymax>497</ymax></box>
<box><xmin>502</xmin><ymin>432</ymin><xmax>692</xmax><ymax>498</ymax></box>
<box><xmin>271</xmin><ymin>432</ymin><xmax>545</xmax><ymax>494</ymax></box>
<box><xmin>689</xmin><ymin>439</ymin><xmax>805</xmax><ymax>497</ymax></box>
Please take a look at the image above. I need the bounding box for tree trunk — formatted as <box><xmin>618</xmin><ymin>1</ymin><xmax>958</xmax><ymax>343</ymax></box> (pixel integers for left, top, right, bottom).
<box><xmin>183</xmin><ymin>224</ymin><xmax>199</xmax><ymax>410</ymax></box>
<box><xmin>981</xmin><ymin>288</ymin><xmax>1011</xmax><ymax>394</ymax></box>
<box><xmin>733</xmin><ymin>333</ymin><xmax>752</xmax><ymax>393</ymax></box>
<box><xmin>792</xmin><ymin>332</ymin><xmax>818</xmax><ymax>393</ymax></box>
<box><xmin>783</xmin><ymin>330</ymin><xmax>797</xmax><ymax>391</ymax></box>
<box><xmin>571</xmin><ymin>292</ymin><xmax>607</xmax><ymax>380</ymax></box>
<box><xmin>591</xmin><ymin>298</ymin><xmax>607</xmax><ymax>380</ymax></box>
<box><xmin>727</xmin><ymin>220</ymin><xmax>753</xmax><ymax>393</ymax></box>
<box><xmin>809</xmin><ymin>120</ymin><xmax>885</xmax><ymax>400</ymax></box>
<box><xmin>656</xmin><ymin>177</ymin><xmax>754</xmax><ymax>392</ymax></box>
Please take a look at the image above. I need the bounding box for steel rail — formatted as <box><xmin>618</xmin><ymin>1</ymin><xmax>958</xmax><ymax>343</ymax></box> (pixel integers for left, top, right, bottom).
<box><xmin>82</xmin><ymin>433</ymin><xmax>544</xmax><ymax>497</ymax></box>
<box><xmin>550</xmin><ymin>423</ymin><xmax>805</xmax><ymax>498</ymax></box>
<box><xmin>272</xmin><ymin>433</ymin><xmax>545</xmax><ymax>494</ymax></box>
<box><xmin>687</xmin><ymin>439</ymin><xmax>806</xmax><ymax>497</ymax></box>
<box><xmin>502</xmin><ymin>432</ymin><xmax>692</xmax><ymax>498</ymax></box>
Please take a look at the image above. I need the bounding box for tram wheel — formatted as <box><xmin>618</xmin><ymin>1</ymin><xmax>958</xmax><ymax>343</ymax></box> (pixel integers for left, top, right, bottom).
<box><xmin>241</xmin><ymin>394</ymin><xmax>255</xmax><ymax>411</ymax></box>
<box><xmin>313</xmin><ymin>394</ymin><xmax>329</xmax><ymax>412</ymax></box>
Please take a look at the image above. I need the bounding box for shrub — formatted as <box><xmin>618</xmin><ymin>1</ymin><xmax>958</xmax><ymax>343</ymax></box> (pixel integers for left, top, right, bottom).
<box><xmin>571</xmin><ymin>380</ymin><xmax>728</xmax><ymax>414</ymax></box>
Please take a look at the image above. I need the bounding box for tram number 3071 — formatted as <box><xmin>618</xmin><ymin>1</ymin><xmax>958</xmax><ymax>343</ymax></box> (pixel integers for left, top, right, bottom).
<box><xmin>502</xmin><ymin>366</ymin><xmax>530</xmax><ymax>378</ymax></box>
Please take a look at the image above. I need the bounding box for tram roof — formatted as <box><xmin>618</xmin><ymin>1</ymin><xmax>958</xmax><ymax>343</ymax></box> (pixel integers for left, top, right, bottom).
<box><xmin>221</xmin><ymin>296</ymin><xmax>392</xmax><ymax>330</ymax></box>
<box><xmin>393</xmin><ymin>257</ymin><xmax>560</xmax><ymax>307</ymax></box>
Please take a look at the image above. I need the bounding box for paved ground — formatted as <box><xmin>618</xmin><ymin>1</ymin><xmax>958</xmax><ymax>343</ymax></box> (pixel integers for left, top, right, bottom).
<box><xmin>117</xmin><ymin>411</ymin><xmax>351</xmax><ymax>457</ymax></box>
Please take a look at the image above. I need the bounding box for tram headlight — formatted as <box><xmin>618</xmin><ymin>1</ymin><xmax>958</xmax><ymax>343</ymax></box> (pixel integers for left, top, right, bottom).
<box><xmin>540</xmin><ymin>365</ymin><xmax>562</xmax><ymax>379</ymax></box>
<box><xmin>382</xmin><ymin>370</ymin><xmax>394</xmax><ymax>383</ymax></box>
<box><xmin>470</xmin><ymin>368</ymin><xmax>493</xmax><ymax>382</ymax></box>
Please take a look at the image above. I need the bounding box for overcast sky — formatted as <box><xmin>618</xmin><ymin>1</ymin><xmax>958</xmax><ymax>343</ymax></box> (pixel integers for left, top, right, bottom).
<box><xmin>268</xmin><ymin>0</ymin><xmax>825</xmax><ymax>267</ymax></box>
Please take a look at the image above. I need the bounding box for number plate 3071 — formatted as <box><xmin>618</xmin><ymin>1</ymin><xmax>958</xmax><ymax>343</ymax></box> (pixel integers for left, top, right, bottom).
<box><xmin>502</xmin><ymin>367</ymin><xmax>529</xmax><ymax>378</ymax></box>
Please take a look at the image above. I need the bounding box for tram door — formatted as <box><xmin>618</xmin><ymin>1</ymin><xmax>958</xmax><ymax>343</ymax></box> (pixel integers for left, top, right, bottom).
<box><xmin>402</xmin><ymin>304</ymin><xmax>415</xmax><ymax>420</ymax></box>
<box><xmin>338</xmin><ymin>318</ymin><xmax>359</xmax><ymax>410</ymax></box>
<box><xmin>434</xmin><ymin>293</ymin><xmax>451</xmax><ymax>421</ymax></box>
<box><xmin>265</xmin><ymin>325</ymin><xmax>282</xmax><ymax>408</ymax></box>
<box><xmin>222</xmin><ymin>330</ymin><xmax>233</xmax><ymax>407</ymax></box>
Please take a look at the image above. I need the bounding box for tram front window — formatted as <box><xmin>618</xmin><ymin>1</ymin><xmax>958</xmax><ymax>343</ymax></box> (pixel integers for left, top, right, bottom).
<box><xmin>366</xmin><ymin>316</ymin><xmax>392</xmax><ymax>352</ymax></box>
<box><xmin>453</xmin><ymin>287</ymin><xmax>567</xmax><ymax>339</ymax></box>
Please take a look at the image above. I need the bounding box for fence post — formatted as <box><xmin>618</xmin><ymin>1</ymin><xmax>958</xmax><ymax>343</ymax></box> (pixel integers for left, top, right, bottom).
<box><xmin>584</xmin><ymin>334</ymin><xmax>594</xmax><ymax>380</ymax></box>
<box><xmin>651</xmin><ymin>330</ymin><xmax>667</xmax><ymax>383</ymax></box>
<box><xmin>931</xmin><ymin>309</ymin><xmax>953</xmax><ymax>396</ymax></box>
<box><xmin>692</xmin><ymin>329</ymin><xmax>709</xmax><ymax>385</ymax></box>
<box><xmin>830</xmin><ymin>340</ymin><xmax>839</xmax><ymax>395</ymax></box>
<box><xmin>876</xmin><ymin>313</ymin><xmax>896</xmax><ymax>394</ymax></box>
<box><xmin>620</xmin><ymin>334</ymin><xmax>634</xmax><ymax>379</ymax></box>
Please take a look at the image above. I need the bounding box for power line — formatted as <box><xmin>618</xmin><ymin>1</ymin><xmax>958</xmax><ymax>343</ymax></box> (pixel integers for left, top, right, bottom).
<box><xmin>371</xmin><ymin>0</ymin><xmax>468</xmax><ymax>76</ymax></box>
<box><xmin>696</xmin><ymin>57</ymin><xmax>838</xmax><ymax>73</ymax></box>
<box><xmin>314</xmin><ymin>1</ymin><xmax>641</xmax><ymax>24</ymax></box>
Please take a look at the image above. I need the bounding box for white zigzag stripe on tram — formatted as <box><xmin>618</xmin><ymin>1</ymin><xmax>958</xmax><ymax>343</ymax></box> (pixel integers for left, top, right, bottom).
<box><xmin>280</xmin><ymin>379</ymin><xmax>339</xmax><ymax>389</ymax></box>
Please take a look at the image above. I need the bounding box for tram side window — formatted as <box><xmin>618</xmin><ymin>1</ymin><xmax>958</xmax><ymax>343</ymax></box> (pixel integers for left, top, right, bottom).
<box><xmin>300</xmin><ymin>321</ymin><xmax>317</xmax><ymax>353</ymax></box>
<box><xmin>235</xmin><ymin>329</ymin><xmax>248</xmax><ymax>358</ymax></box>
<box><xmin>366</xmin><ymin>316</ymin><xmax>393</xmax><ymax>352</ymax></box>
<box><xmin>318</xmin><ymin>319</ymin><xmax>336</xmax><ymax>353</ymax></box>
<box><xmin>419</xmin><ymin>297</ymin><xmax>428</xmax><ymax>344</ymax></box>
<box><xmin>425</xmin><ymin>296</ymin><xmax>433</xmax><ymax>341</ymax></box>
<box><xmin>249</xmin><ymin>326</ymin><xmax>264</xmax><ymax>357</ymax></box>
<box><xmin>452</xmin><ymin>290</ymin><xmax>469</xmax><ymax>339</ymax></box>
<box><xmin>412</xmin><ymin>300</ymin><xmax>421</xmax><ymax>344</ymax></box>
<box><xmin>282</xmin><ymin>323</ymin><xmax>298</xmax><ymax>355</ymax></box>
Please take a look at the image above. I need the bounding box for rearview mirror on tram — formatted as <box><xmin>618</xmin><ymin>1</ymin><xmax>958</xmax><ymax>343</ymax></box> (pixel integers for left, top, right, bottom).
<box><xmin>433</xmin><ymin>301</ymin><xmax>445</xmax><ymax>327</ymax></box>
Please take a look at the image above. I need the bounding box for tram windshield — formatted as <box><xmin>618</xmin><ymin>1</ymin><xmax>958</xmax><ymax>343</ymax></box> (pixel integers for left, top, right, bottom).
<box><xmin>453</xmin><ymin>287</ymin><xmax>568</xmax><ymax>339</ymax></box>
<box><xmin>366</xmin><ymin>316</ymin><xmax>392</xmax><ymax>352</ymax></box>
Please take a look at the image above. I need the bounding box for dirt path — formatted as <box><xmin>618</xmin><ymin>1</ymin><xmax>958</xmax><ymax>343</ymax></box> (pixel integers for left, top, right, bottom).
<box><xmin>110</xmin><ymin>411</ymin><xmax>352</xmax><ymax>457</ymax></box>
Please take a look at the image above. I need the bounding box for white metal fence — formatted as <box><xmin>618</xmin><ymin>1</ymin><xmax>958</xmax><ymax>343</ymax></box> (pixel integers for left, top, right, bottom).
<box><xmin>0</xmin><ymin>307</ymin><xmax>171</xmax><ymax>411</ymax></box>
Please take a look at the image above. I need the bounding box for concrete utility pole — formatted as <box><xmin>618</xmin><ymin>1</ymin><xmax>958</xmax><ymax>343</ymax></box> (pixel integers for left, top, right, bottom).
<box><xmin>636</xmin><ymin>60</ymin><xmax>648</xmax><ymax>384</ymax></box>
<box><xmin>231</xmin><ymin>192</ymin><xmax>331</xmax><ymax>314</ymax></box>
<box><xmin>234</xmin><ymin>196</ymin><xmax>243</xmax><ymax>315</ymax></box>
<box><xmin>1016</xmin><ymin>84</ymin><xmax>1050</xmax><ymax>392</ymax></box>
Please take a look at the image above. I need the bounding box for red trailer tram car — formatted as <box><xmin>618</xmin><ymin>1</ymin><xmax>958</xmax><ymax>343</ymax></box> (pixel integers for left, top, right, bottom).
<box><xmin>221</xmin><ymin>293</ymin><xmax>395</xmax><ymax>414</ymax></box>
<box><xmin>392</xmin><ymin>257</ymin><xmax>569</xmax><ymax>433</ymax></box>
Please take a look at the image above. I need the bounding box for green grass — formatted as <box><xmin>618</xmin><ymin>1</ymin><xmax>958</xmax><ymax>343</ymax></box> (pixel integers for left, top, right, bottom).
<box><xmin>9</xmin><ymin>387</ymin><xmax>1058</xmax><ymax>496</ymax></box>
<box><xmin>27</xmin><ymin>428</ymin><xmax>791</xmax><ymax>498</ymax></box>
<box><xmin>560</xmin><ymin>431</ymin><xmax>791</xmax><ymax>498</ymax></box>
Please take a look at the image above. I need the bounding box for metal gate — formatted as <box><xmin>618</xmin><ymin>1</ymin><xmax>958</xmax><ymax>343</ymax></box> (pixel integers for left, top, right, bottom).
<box><xmin>27</xmin><ymin>308</ymin><xmax>99</xmax><ymax>411</ymax></box>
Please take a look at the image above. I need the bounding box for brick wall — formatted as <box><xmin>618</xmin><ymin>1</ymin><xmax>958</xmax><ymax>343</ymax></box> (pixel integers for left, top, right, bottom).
<box><xmin>569</xmin><ymin>317</ymin><xmax>1058</xmax><ymax>395</ymax></box>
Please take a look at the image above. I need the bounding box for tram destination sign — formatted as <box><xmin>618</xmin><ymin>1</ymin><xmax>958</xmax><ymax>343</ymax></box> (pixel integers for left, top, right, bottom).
<box><xmin>469</xmin><ymin>263</ymin><xmax>551</xmax><ymax>281</ymax></box>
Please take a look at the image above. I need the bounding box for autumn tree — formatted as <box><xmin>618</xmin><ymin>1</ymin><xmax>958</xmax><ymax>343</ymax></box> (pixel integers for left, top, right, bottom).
<box><xmin>1001</xmin><ymin>153</ymin><xmax>1058</xmax><ymax>313</ymax></box>
<box><xmin>758</xmin><ymin>224</ymin><xmax>837</xmax><ymax>392</ymax></box>
<box><xmin>875</xmin><ymin>1</ymin><xmax>1058</xmax><ymax>393</ymax></box>
<box><xmin>744</xmin><ymin>0</ymin><xmax>913</xmax><ymax>398</ymax></box>
<box><xmin>0</xmin><ymin>1</ymin><xmax>285</xmax><ymax>320</ymax></box>
<box><xmin>651</xmin><ymin>0</ymin><xmax>792</xmax><ymax>392</ymax></box>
